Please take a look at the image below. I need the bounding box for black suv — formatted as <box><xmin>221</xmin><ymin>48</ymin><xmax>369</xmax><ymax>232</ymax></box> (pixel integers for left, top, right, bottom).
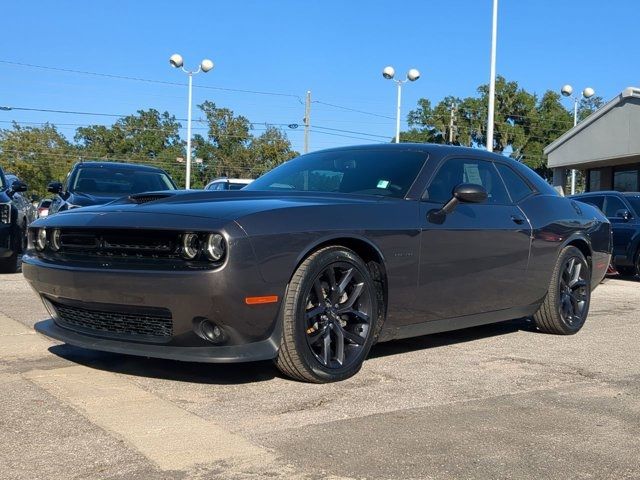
<box><xmin>0</xmin><ymin>166</ymin><xmax>31</xmax><ymax>272</ymax></box>
<box><xmin>48</xmin><ymin>161</ymin><xmax>177</xmax><ymax>215</ymax></box>
<box><xmin>572</xmin><ymin>191</ymin><xmax>640</xmax><ymax>276</ymax></box>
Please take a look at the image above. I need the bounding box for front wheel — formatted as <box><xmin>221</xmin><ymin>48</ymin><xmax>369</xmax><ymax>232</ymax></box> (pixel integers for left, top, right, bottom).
<box><xmin>275</xmin><ymin>246</ymin><xmax>379</xmax><ymax>383</ymax></box>
<box><xmin>533</xmin><ymin>246</ymin><xmax>591</xmax><ymax>335</ymax></box>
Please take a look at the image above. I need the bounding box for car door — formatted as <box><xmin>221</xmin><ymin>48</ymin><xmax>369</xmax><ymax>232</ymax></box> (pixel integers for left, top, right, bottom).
<box><xmin>603</xmin><ymin>195</ymin><xmax>636</xmax><ymax>261</ymax></box>
<box><xmin>416</xmin><ymin>157</ymin><xmax>532</xmax><ymax>322</ymax></box>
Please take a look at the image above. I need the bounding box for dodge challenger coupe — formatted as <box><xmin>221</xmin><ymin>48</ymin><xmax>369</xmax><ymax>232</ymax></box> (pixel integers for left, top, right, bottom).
<box><xmin>23</xmin><ymin>144</ymin><xmax>611</xmax><ymax>383</ymax></box>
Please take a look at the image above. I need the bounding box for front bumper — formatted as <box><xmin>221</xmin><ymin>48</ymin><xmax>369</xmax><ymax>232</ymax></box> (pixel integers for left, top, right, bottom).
<box><xmin>23</xmin><ymin>249</ymin><xmax>285</xmax><ymax>363</ymax></box>
<box><xmin>34</xmin><ymin>318</ymin><xmax>278</xmax><ymax>363</ymax></box>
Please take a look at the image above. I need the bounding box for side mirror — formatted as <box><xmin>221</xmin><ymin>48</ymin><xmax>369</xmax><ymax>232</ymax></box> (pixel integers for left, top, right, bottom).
<box><xmin>428</xmin><ymin>183</ymin><xmax>488</xmax><ymax>224</ymax></box>
<box><xmin>47</xmin><ymin>182</ymin><xmax>63</xmax><ymax>194</ymax></box>
<box><xmin>615</xmin><ymin>209</ymin><xmax>632</xmax><ymax>222</ymax></box>
<box><xmin>10</xmin><ymin>180</ymin><xmax>28</xmax><ymax>193</ymax></box>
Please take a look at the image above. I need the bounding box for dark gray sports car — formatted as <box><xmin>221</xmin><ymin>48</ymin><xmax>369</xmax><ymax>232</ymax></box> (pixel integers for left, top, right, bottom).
<box><xmin>23</xmin><ymin>144</ymin><xmax>611</xmax><ymax>382</ymax></box>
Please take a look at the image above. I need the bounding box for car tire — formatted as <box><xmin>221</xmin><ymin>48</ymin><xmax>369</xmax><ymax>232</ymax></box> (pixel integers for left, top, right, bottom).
<box><xmin>533</xmin><ymin>246</ymin><xmax>591</xmax><ymax>335</ymax></box>
<box><xmin>275</xmin><ymin>246</ymin><xmax>379</xmax><ymax>383</ymax></box>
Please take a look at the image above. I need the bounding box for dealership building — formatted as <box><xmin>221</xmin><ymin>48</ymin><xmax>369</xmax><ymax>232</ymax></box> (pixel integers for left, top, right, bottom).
<box><xmin>545</xmin><ymin>87</ymin><xmax>640</xmax><ymax>194</ymax></box>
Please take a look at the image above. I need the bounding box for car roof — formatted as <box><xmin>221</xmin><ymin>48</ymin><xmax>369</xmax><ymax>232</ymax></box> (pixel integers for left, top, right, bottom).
<box><xmin>573</xmin><ymin>191</ymin><xmax>640</xmax><ymax>196</ymax></box>
<box><xmin>73</xmin><ymin>161</ymin><xmax>167</xmax><ymax>173</ymax></box>
<box><xmin>209</xmin><ymin>178</ymin><xmax>253</xmax><ymax>183</ymax></box>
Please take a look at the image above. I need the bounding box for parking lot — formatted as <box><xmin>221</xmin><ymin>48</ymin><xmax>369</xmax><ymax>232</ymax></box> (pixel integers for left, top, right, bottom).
<box><xmin>1</xmin><ymin>271</ymin><xmax>638</xmax><ymax>479</ymax></box>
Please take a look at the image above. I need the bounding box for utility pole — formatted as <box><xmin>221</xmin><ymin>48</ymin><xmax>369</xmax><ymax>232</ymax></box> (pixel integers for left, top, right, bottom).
<box><xmin>303</xmin><ymin>90</ymin><xmax>311</xmax><ymax>153</ymax></box>
<box><xmin>448</xmin><ymin>103</ymin><xmax>457</xmax><ymax>144</ymax></box>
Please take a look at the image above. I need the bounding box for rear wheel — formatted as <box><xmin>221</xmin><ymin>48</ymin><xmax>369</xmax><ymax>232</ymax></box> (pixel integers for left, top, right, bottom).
<box><xmin>275</xmin><ymin>246</ymin><xmax>379</xmax><ymax>383</ymax></box>
<box><xmin>533</xmin><ymin>246</ymin><xmax>591</xmax><ymax>335</ymax></box>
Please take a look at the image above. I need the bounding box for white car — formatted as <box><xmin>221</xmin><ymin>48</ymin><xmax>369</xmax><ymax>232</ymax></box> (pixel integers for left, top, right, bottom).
<box><xmin>204</xmin><ymin>178</ymin><xmax>253</xmax><ymax>191</ymax></box>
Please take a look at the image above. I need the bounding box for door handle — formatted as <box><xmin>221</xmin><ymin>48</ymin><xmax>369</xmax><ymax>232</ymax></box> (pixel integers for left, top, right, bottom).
<box><xmin>511</xmin><ymin>215</ymin><xmax>526</xmax><ymax>225</ymax></box>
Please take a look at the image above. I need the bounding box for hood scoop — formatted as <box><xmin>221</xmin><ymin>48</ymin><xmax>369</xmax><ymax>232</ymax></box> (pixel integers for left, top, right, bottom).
<box><xmin>128</xmin><ymin>193</ymin><xmax>174</xmax><ymax>204</ymax></box>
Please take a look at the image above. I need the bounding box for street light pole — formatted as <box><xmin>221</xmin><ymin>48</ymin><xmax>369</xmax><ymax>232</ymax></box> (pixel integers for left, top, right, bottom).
<box><xmin>186</xmin><ymin>72</ymin><xmax>194</xmax><ymax>190</ymax></box>
<box><xmin>561</xmin><ymin>84</ymin><xmax>595</xmax><ymax>195</ymax></box>
<box><xmin>395</xmin><ymin>81</ymin><xmax>402</xmax><ymax>144</ymax></box>
<box><xmin>383</xmin><ymin>66</ymin><xmax>421</xmax><ymax>144</ymax></box>
<box><xmin>169</xmin><ymin>54</ymin><xmax>214</xmax><ymax>189</ymax></box>
<box><xmin>486</xmin><ymin>0</ymin><xmax>498</xmax><ymax>152</ymax></box>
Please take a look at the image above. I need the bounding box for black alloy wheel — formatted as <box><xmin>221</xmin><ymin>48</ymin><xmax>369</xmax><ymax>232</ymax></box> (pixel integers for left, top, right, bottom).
<box><xmin>275</xmin><ymin>246</ymin><xmax>379</xmax><ymax>383</ymax></box>
<box><xmin>303</xmin><ymin>262</ymin><xmax>372</xmax><ymax>369</ymax></box>
<box><xmin>558</xmin><ymin>256</ymin><xmax>589</xmax><ymax>327</ymax></box>
<box><xmin>534</xmin><ymin>245</ymin><xmax>591</xmax><ymax>335</ymax></box>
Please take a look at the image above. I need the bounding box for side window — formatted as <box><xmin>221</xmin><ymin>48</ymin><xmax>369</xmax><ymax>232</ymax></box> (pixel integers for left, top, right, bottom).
<box><xmin>579</xmin><ymin>196</ymin><xmax>604</xmax><ymax>211</ymax></box>
<box><xmin>604</xmin><ymin>196</ymin><xmax>627</xmax><ymax>218</ymax></box>
<box><xmin>426</xmin><ymin>158</ymin><xmax>509</xmax><ymax>204</ymax></box>
<box><xmin>495</xmin><ymin>163</ymin><xmax>534</xmax><ymax>203</ymax></box>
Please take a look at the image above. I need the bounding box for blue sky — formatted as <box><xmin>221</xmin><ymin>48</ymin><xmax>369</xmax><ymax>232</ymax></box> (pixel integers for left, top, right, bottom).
<box><xmin>2</xmin><ymin>0</ymin><xmax>638</xmax><ymax>153</ymax></box>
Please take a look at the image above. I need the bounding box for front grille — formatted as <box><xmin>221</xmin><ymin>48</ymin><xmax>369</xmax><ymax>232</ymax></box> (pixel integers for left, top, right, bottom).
<box><xmin>51</xmin><ymin>300</ymin><xmax>173</xmax><ymax>339</ymax></box>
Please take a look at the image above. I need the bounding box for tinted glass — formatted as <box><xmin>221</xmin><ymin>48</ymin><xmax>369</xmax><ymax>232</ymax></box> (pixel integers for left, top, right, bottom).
<box><xmin>229</xmin><ymin>183</ymin><xmax>246</xmax><ymax>190</ymax></box>
<box><xmin>626</xmin><ymin>196</ymin><xmax>640</xmax><ymax>216</ymax></box>
<box><xmin>246</xmin><ymin>150</ymin><xmax>427</xmax><ymax>198</ymax></box>
<box><xmin>613</xmin><ymin>169</ymin><xmax>639</xmax><ymax>192</ymax></box>
<box><xmin>495</xmin><ymin>163</ymin><xmax>533</xmax><ymax>202</ymax></box>
<box><xmin>0</xmin><ymin>168</ymin><xmax>5</xmax><ymax>189</ymax></box>
<box><xmin>426</xmin><ymin>158</ymin><xmax>509</xmax><ymax>204</ymax></box>
<box><xmin>578</xmin><ymin>196</ymin><xmax>604</xmax><ymax>210</ymax></box>
<box><xmin>71</xmin><ymin>167</ymin><xmax>176</xmax><ymax>195</ymax></box>
<box><xmin>604</xmin><ymin>196</ymin><xmax>627</xmax><ymax>218</ymax></box>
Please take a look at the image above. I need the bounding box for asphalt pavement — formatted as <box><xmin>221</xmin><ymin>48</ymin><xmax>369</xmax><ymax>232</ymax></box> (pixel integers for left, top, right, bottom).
<box><xmin>1</xmin><ymin>271</ymin><xmax>639</xmax><ymax>479</ymax></box>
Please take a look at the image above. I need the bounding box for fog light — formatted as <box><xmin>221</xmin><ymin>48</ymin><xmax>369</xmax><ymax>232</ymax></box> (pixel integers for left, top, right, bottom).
<box><xmin>194</xmin><ymin>318</ymin><xmax>226</xmax><ymax>344</ymax></box>
<box><xmin>36</xmin><ymin>228</ymin><xmax>47</xmax><ymax>251</ymax></box>
<box><xmin>181</xmin><ymin>233</ymin><xmax>199</xmax><ymax>259</ymax></box>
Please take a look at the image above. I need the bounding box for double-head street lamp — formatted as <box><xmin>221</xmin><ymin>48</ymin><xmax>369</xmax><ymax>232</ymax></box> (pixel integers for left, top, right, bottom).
<box><xmin>561</xmin><ymin>84</ymin><xmax>595</xmax><ymax>195</ymax></box>
<box><xmin>382</xmin><ymin>66</ymin><xmax>420</xmax><ymax>143</ymax></box>
<box><xmin>169</xmin><ymin>54</ymin><xmax>214</xmax><ymax>189</ymax></box>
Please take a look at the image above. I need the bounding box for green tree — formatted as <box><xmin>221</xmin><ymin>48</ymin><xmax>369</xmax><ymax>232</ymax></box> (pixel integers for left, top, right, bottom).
<box><xmin>195</xmin><ymin>102</ymin><xmax>296</xmax><ymax>180</ymax></box>
<box><xmin>248</xmin><ymin>126</ymin><xmax>297</xmax><ymax>176</ymax></box>
<box><xmin>0</xmin><ymin>122</ymin><xmax>75</xmax><ymax>198</ymax></box>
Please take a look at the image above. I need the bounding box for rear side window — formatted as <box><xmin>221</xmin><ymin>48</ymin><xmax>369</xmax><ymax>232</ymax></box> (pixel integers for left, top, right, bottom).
<box><xmin>604</xmin><ymin>196</ymin><xmax>627</xmax><ymax>218</ymax></box>
<box><xmin>495</xmin><ymin>163</ymin><xmax>534</xmax><ymax>203</ymax></box>
<box><xmin>426</xmin><ymin>158</ymin><xmax>509</xmax><ymax>204</ymax></box>
<box><xmin>579</xmin><ymin>196</ymin><xmax>604</xmax><ymax>211</ymax></box>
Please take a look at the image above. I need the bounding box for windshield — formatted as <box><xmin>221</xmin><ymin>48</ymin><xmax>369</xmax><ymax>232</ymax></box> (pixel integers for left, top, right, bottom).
<box><xmin>70</xmin><ymin>167</ymin><xmax>176</xmax><ymax>195</ymax></box>
<box><xmin>627</xmin><ymin>196</ymin><xmax>640</xmax><ymax>216</ymax></box>
<box><xmin>245</xmin><ymin>149</ymin><xmax>427</xmax><ymax>198</ymax></box>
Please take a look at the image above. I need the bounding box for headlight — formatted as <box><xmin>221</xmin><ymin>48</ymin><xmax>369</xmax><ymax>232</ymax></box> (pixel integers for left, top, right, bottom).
<box><xmin>181</xmin><ymin>233</ymin><xmax>199</xmax><ymax>260</ymax></box>
<box><xmin>204</xmin><ymin>233</ymin><xmax>226</xmax><ymax>262</ymax></box>
<box><xmin>35</xmin><ymin>228</ymin><xmax>47</xmax><ymax>251</ymax></box>
<box><xmin>50</xmin><ymin>229</ymin><xmax>61</xmax><ymax>251</ymax></box>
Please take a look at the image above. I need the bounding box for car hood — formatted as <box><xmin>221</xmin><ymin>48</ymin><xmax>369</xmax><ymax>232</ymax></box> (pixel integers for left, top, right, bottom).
<box><xmin>31</xmin><ymin>190</ymin><xmax>382</xmax><ymax>229</ymax></box>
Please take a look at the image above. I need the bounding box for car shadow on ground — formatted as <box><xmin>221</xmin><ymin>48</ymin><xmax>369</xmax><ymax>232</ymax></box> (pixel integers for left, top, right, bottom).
<box><xmin>369</xmin><ymin>317</ymin><xmax>533</xmax><ymax>359</ymax></box>
<box><xmin>46</xmin><ymin>317</ymin><xmax>535</xmax><ymax>385</ymax></box>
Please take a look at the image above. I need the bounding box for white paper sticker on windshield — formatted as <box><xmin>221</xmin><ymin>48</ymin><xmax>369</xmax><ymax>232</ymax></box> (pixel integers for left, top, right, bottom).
<box><xmin>377</xmin><ymin>180</ymin><xmax>390</xmax><ymax>189</ymax></box>
<box><xmin>463</xmin><ymin>164</ymin><xmax>482</xmax><ymax>185</ymax></box>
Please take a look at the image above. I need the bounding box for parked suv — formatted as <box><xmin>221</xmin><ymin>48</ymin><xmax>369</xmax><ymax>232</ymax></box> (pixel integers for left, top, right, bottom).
<box><xmin>572</xmin><ymin>191</ymin><xmax>640</xmax><ymax>276</ymax></box>
<box><xmin>47</xmin><ymin>161</ymin><xmax>177</xmax><ymax>215</ymax></box>
<box><xmin>0</xmin><ymin>167</ymin><xmax>32</xmax><ymax>272</ymax></box>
